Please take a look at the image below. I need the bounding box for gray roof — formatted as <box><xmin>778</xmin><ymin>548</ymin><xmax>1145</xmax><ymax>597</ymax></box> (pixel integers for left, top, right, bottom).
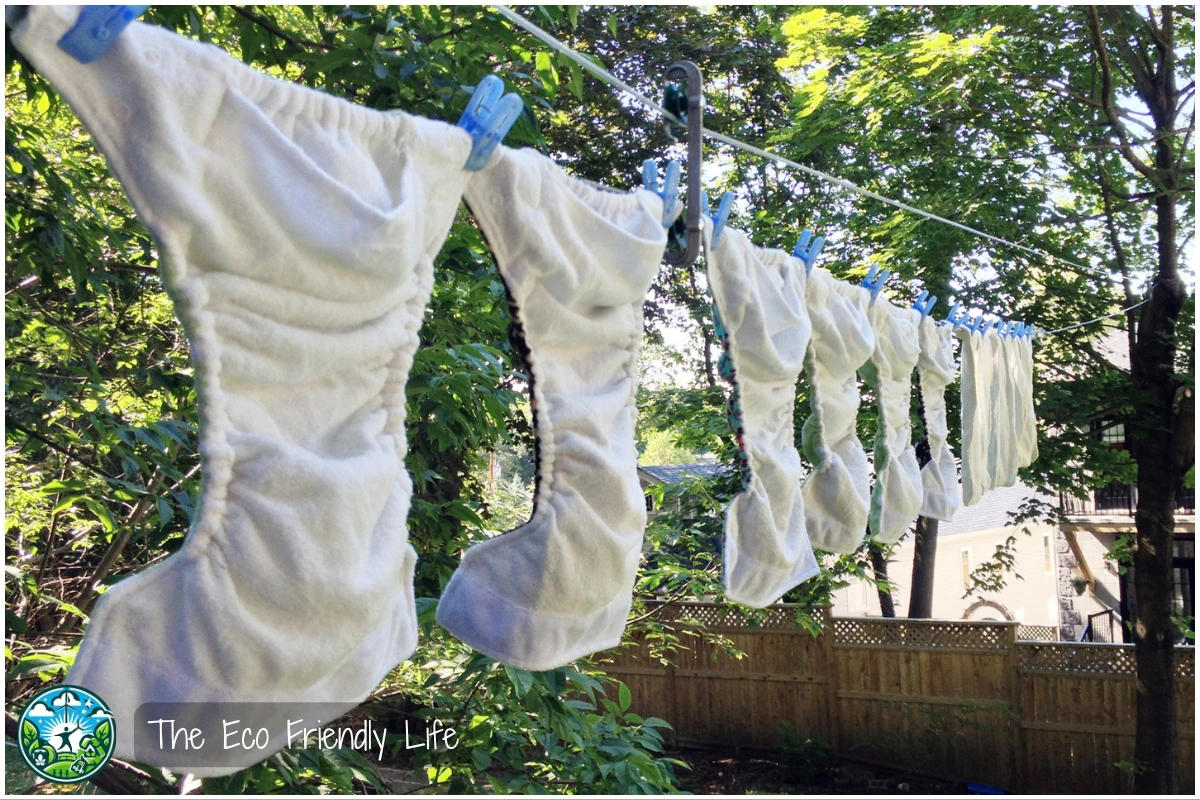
<box><xmin>939</xmin><ymin>480</ymin><xmax>1056</xmax><ymax>535</ymax></box>
<box><xmin>638</xmin><ymin>463</ymin><xmax>731</xmax><ymax>484</ymax></box>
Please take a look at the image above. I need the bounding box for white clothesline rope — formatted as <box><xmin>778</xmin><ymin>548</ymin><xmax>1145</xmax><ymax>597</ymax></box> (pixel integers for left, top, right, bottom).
<box><xmin>491</xmin><ymin>4</ymin><xmax>1142</xmax><ymax>338</ymax></box>
<box><xmin>1041</xmin><ymin>297</ymin><xmax>1150</xmax><ymax>335</ymax></box>
<box><xmin>491</xmin><ymin>5</ymin><xmax>1108</xmax><ymax>277</ymax></box>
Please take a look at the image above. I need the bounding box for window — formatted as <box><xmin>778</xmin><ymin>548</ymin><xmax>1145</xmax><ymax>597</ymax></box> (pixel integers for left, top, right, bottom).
<box><xmin>848</xmin><ymin>580</ymin><xmax>866</xmax><ymax>611</ymax></box>
<box><xmin>961</xmin><ymin>548</ymin><xmax>972</xmax><ymax>591</ymax></box>
<box><xmin>1100</xmin><ymin>421</ymin><xmax>1127</xmax><ymax>449</ymax></box>
<box><xmin>1044</xmin><ymin>534</ymin><xmax>1053</xmax><ymax>573</ymax></box>
<box><xmin>860</xmin><ymin>579</ymin><xmax>872</xmax><ymax>609</ymax></box>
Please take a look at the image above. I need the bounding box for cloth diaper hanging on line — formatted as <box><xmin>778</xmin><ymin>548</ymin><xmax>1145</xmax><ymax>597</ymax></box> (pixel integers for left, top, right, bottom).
<box><xmin>800</xmin><ymin>269</ymin><xmax>876</xmax><ymax>554</ymax></box>
<box><xmin>11</xmin><ymin>4</ymin><xmax>480</xmax><ymax>775</ymax></box>
<box><xmin>916</xmin><ymin>316</ymin><xmax>962</xmax><ymax>521</ymax></box>
<box><xmin>436</xmin><ymin>146</ymin><xmax>667</xmax><ymax>670</ymax></box>
<box><xmin>861</xmin><ymin>297</ymin><xmax>924</xmax><ymax>544</ymax></box>
<box><xmin>705</xmin><ymin>223</ymin><xmax>819</xmax><ymax>606</ymax></box>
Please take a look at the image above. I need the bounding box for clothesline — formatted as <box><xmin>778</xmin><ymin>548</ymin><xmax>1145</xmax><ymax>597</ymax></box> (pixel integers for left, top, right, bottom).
<box><xmin>1041</xmin><ymin>296</ymin><xmax>1150</xmax><ymax>335</ymax></box>
<box><xmin>491</xmin><ymin>5</ymin><xmax>1113</xmax><ymax>282</ymax></box>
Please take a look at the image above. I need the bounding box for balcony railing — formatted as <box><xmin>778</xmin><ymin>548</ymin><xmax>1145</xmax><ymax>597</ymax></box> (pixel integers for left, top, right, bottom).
<box><xmin>1060</xmin><ymin>482</ymin><xmax>1196</xmax><ymax>516</ymax></box>
<box><xmin>1083</xmin><ymin>609</ymin><xmax>1117</xmax><ymax>643</ymax></box>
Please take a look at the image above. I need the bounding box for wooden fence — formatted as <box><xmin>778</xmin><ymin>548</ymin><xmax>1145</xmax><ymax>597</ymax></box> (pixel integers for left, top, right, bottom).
<box><xmin>606</xmin><ymin>603</ymin><xmax>1195</xmax><ymax>794</ymax></box>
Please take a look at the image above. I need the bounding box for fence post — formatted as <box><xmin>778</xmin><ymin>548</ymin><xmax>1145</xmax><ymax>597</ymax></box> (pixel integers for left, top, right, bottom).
<box><xmin>1006</xmin><ymin>622</ymin><xmax>1025</xmax><ymax>792</ymax></box>
<box><xmin>822</xmin><ymin>606</ymin><xmax>840</xmax><ymax>756</ymax></box>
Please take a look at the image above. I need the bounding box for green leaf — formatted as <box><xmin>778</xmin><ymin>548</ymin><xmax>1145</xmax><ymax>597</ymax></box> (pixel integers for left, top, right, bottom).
<box><xmin>618</xmin><ymin>681</ymin><xmax>632</xmax><ymax>713</ymax></box>
<box><xmin>83</xmin><ymin>498</ymin><xmax>116</xmax><ymax>533</ymax></box>
<box><xmin>9</xmin><ymin>656</ymin><xmax>66</xmax><ymax>679</ymax></box>
<box><xmin>505</xmin><ymin>665</ymin><xmax>534</xmax><ymax>697</ymax></box>
<box><xmin>155</xmin><ymin>496</ymin><xmax>174</xmax><ymax>530</ymax></box>
<box><xmin>51</xmin><ymin>495</ymin><xmax>80</xmax><ymax>515</ymax></box>
<box><xmin>22</xmin><ymin>719</ymin><xmax>39</xmax><ymax>749</ymax></box>
<box><xmin>567</xmin><ymin>60</ymin><xmax>584</xmax><ymax>100</ymax></box>
<box><xmin>6</xmin><ymin>610</ymin><xmax>28</xmax><ymax>634</ymax></box>
<box><xmin>535</xmin><ymin>51</ymin><xmax>559</xmax><ymax>98</ymax></box>
<box><xmin>37</xmin><ymin>479</ymin><xmax>86</xmax><ymax>494</ymax></box>
<box><xmin>94</xmin><ymin>720</ymin><xmax>111</xmax><ymax>748</ymax></box>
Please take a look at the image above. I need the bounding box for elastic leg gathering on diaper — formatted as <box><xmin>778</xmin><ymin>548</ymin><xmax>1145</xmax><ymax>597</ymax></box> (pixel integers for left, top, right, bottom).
<box><xmin>12</xmin><ymin>6</ymin><xmax>474</xmax><ymax>775</ymax></box>
<box><xmin>916</xmin><ymin>317</ymin><xmax>962</xmax><ymax>521</ymax></box>
<box><xmin>436</xmin><ymin>147</ymin><xmax>666</xmax><ymax>670</ymax></box>
<box><xmin>861</xmin><ymin>299</ymin><xmax>924</xmax><ymax>544</ymax></box>
<box><xmin>707</xmin><ymin>226</ymin><xmax>818</xmax><ymax>606</ymax></box>
<box><xmin>800</xmin><ymin>270</ymin><xmax>876</xmax><ymax>554</ymax></box>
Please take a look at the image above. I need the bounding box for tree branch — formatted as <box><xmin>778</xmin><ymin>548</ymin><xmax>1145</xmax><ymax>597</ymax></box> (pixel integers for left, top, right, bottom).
<box><xmin>232</xmin><ymin>5</ymin><xmax>334</xmax><ymax>51</ymax></box>
<box><xmin>1086</xmin><ymin>7</ymin><xmax>1163</xmax><ymax>186</ymax></box>
<box><xmin>6</xmin><ymin>418</ymin><xmax>120</xmax><ymax>485</ymax></box>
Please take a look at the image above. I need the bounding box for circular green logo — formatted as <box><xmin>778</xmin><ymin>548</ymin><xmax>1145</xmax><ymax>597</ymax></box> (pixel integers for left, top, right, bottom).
<box><xmin>17</xmin><ymin>685</ymin><xmax>115</xmax><ymax>784</ymax></box>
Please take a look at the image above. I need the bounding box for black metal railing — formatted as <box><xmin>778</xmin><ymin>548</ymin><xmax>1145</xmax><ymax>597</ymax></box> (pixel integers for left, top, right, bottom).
<box><xmin>1083</xmin><ymin>609</ymin><xmax>1117</xmax><ymax>643</ymax></box>
<box><xmin>1060</xmin><ymin>482</ymin><xmax>1196</xmax><ymax>516</ymax></box>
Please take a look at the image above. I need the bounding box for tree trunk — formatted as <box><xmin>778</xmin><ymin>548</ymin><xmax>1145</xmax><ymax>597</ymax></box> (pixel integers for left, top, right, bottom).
<box><xmin>870</xmin><ymin>542</ymin><xmax>896</xmax><ymax>617</ymax></box>
<box><xmin>908</xmin><ymin>515</ymin><xmax>939</xmax><ymax>618</ymax></box>
<box><xmin>1088</xmin><ymin>8</ymin><xmax>1189</xmax><ymax>790</ymax></box>
<box><xmin>909</xmin><ymin>387</ymin><xmax>938</xmax><ymax>618</ymax></box>
<box><xmin>1129</xmin><ymin>176</ymin><xmax>1185</xmax><ymax>796</ymax></box>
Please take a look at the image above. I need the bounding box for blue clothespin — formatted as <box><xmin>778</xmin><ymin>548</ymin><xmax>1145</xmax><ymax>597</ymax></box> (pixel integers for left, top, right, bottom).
<box><xmin>792</xmin><ymin>229</ymin><xmax>826</xmax><ymax>275</ymax></box>
<box><xmin>914</xmin><ymin>290</ymin><xmax>938</xmax><ymax>318</ymax></box>
<box><xmin>58</xmin><ymin>5</ymin><xmax>149</xmax><ymax>63</ymax></box>
<box><xmin>702</xmin><ymin>190</ymin><xmax>735</xmax><ymax>249</ymax></box>
<box><xmin>458</xmin><ymin>75</ymin><xmax>523</xmax><ymax>172</ymax></box>
<box><xmin>642</xmin><ymin>160</ymin><xmax>682</xmax><ymax>228</ymax></box>
<box><xmin>862</xmin><ymin>264</ymin><xmax>891</xmax><ymax>306</ymax></box>
<box><xmin>947</xmin><ymin>301</ymin><xmax>965</xmax><ymax>327</ymax></box>
<box><xmin>984</xmin><ymin>317</ymin><xmax>999</xmax><ymax>334</ymax></box>
<box><xmin>967</xmin><ymin>313</ymin><xmax>985</xmax><ymax>334</ymax></box>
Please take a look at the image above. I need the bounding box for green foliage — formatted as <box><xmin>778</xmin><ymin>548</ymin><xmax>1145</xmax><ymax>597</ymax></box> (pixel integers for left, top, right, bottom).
<box><xmin>638</xmin><ymin>428</ymin><xmax>699</xmax><ymax>467</ymax></box>
<box><xmin>1105</xmin><ymin>534</ymin><xmax>1136</xmax><ymax>575</ymax></box>
<box><xmin>474</xmin><ymin>440</ymin><xmax>536</xmax><ymax>534</ymax></box>
<box><xmin>776</xmin><ymin>722</ymin><xmax>832</xmax><ymax>785</ymax></box>
<box><xmin>768</xmin><ymin>5</ymin><xmax>1194</xmax><ymax>511</ymax></box>
<box><xmin>376</xmin><ymin>609</ymin><xmax>685</xmax><ymax>795</ymax></box>
<box><xmin>962</xmin><ymin>534</ymin><xmax>1023</xmax><ymax>598</ymax></box>
<box><xmin>202</xmin><ymin>745</ymin><xmax>386</xmax><ymax>795</ymax></box>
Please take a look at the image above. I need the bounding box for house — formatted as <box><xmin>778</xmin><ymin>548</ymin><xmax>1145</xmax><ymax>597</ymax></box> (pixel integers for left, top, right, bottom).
<box><xmin>637</xmin><ymin>461</ymin><xmax>730</xmax><ymax>517</ymax></box>
<box><xmin>1057</xmin><ymin>450</ymin><xmax>1195</xmax><ymax>642</ymax></box>
<box><xmin>832</xmin><ymin>452</ymin><xmax>1195</xmax><ymax>641</ymax></box>
<box><xmin>830</xmin><ymin>482</ymin><xmax>1068</xmax><ymax>635</ymax></box>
